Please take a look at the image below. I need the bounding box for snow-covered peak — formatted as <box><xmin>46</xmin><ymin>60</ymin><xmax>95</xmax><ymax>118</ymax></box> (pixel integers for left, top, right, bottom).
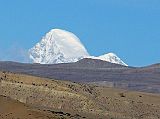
<box><xmin>29</xmin><ymin>28</ymin><xmax>127</xmax><ymax>66</ymax></box>
<box><xmin>98</xmin><ymin>53</ymin><xmax>128</xmax><ymax>66</ymax></box>
<box><xmin>87</xmin><ymin>53</ymin><xmax>128</xmax><ymax>66</ymax></box>
<box><xmin>29</xmin><ymin>29</ymin><xmax>89</xmax><ymax>64</ymax></box>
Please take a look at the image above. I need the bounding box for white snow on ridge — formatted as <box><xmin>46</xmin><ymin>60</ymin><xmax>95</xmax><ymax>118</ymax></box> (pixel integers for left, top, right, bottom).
<box><xmin>87</xmin><ymin>53</ymin><xmax>128</xmax><ymax>66</ymax></box>
<box><xmin>29</xmin><ymin>28</ymin><xmax>128</xmax><ymax>66</ymax></box>
<box><xmin>29</xmin><ymin>29</ymin><xmax>89</xmax><ymax>64</ymax></box>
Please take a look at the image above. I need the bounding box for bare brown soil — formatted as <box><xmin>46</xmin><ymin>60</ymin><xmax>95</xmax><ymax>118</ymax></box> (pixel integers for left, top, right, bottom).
<box><xmin>0</xmin><ymin>71</ymin><xmax>160</xmax><ymax>119</ymax></box>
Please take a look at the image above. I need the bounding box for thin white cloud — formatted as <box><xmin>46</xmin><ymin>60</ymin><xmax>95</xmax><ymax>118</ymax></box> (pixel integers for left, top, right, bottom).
<box><xmin>0</xmin><ymin>45</ymin><xmax>31</xmax><ymax>63</ymax></box>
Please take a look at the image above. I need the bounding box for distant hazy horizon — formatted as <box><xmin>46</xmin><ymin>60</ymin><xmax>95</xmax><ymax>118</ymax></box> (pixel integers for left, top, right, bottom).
<box><xmin>0</xmin><ymin>0</ymin><xmax>159</xmax><ymax>66</ymax></box>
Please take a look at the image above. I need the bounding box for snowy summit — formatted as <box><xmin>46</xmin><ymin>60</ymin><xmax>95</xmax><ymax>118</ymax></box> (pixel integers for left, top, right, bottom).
<box><xmin>29</xmin><ymin>29</ymin><xmax>89</xmax><ymax>64</ymax></box>
<box><xmin>29</xmin><ymin>28</ymin><xmax>127</xmax><ymax>66</ymax></box>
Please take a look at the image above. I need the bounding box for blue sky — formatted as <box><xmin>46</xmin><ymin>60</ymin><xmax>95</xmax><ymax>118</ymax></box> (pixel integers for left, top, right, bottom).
<box><xmin>0</xmin><ymin>0</ymin><xmax>160</xmax><ymax>66</ymax></box>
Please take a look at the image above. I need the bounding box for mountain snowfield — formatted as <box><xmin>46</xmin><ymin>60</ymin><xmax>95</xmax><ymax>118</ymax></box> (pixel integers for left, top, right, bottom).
<box><xmin>29</xmin><ymin>29</ymin><xmax>89</xmax><ymax>64</ymax></box>
<box><xmin>88</xmin><ymin>53</ymin><xmax>128</xmax><ymax>66</ymax></box>
<box><xmin>29</xmin><ymin>29</ymin><xmax>128</xmax><ymax>66</ymax></box>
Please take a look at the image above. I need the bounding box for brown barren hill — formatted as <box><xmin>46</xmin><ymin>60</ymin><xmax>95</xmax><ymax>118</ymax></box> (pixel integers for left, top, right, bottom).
<box><xmin>0</xmin><ymin>95</ymin><xmax>49</xmax><ymax>119</ymax></box>
<box><xmin>0</xmin><ymin>71</ymin><xmax>160</xmax><ymax>119</ymax></box>
<box><xmin>0</xmin><ymin>95</ymin><xmax>87</xmax><ymax>119</ymax></box>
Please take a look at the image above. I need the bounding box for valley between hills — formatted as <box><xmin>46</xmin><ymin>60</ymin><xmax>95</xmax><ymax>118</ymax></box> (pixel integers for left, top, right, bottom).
<box><xmin>0</xmin><ymin>71</ymin><xmax>160</xmax><ymax>119</ymax></box>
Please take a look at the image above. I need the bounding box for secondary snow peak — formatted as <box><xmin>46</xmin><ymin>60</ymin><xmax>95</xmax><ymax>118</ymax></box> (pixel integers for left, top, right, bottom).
<box><xmin>86</xmin><ymin>53</ymin><xmax>128</xmax><ymax>66</ymax></box>
<box><xmin>98</xmin><ymin>53</ymin><xmax>128</xmax><ymax>66</ymax></box>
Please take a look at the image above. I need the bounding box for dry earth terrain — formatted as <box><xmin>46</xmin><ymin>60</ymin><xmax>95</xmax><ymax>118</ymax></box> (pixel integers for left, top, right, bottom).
<box><xmin>0</xmin><ymin>71</ymin><xmax>160</xmax><ymax>119</ymax></box>
<box><xmin>0</xmin><ymin>95</ymin><xmax>87</xmax><ymax>119</ymax></box>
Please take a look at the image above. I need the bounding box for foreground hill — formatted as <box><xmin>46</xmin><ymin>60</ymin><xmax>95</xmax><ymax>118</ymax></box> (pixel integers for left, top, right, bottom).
<box><xmin>0</xmin><ymin>71</ymin><xmax>160</xmax><ymax>119</ymax></box>
<box><xmin>0</xmin><ymin>95</ymin><xmax>79</xmax><ymax>119</ymax></box>
<box><xmin>0</xmin><ymin>58</ymin><xmax>160</xmax><ymax>93</ymax></box>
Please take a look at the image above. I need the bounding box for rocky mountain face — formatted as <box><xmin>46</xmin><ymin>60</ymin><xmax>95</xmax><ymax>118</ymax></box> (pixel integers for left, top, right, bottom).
<box><xmin>0</xmin><ymin>71</ymin><xmax>160</xmax><ymax>119</ymax></box>
<box><xmin>29</xmin><ymin>29</ymin><xmax>89</xmax><ymax>64</ymax></box>
<box><xmin>29</xmin><ymin>29</ymin><xmax>127</xmax><ymax>66</ymax></box>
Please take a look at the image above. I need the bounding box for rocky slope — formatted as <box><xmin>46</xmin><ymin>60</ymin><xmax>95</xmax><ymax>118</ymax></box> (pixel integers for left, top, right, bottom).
<box><xmin>0</xmin><ymin>71</ymin><xmax>160</xmax><ymax>119</ymax></box>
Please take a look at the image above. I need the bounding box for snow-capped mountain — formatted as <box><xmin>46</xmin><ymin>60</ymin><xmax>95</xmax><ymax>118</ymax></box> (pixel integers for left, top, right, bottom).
<box><xmin>88</xmin><ymin>53</ymin><xmax>128</xmax><ymax>66</ymax></box>
<box><xmin>29</xmin><ymin>29</ymin><xmax>89</xmax><ymax>64</ymax></box>
<box><xmin>29</xmin><ymin>28</ymin><xmax>127</xmax><ymax>66</ymax></box>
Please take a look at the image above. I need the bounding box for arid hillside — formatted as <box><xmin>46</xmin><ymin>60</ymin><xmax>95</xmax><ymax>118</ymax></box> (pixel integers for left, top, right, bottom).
<box><xmin>0</xmin><ymin>95</ymin><xmax>87</xmax><ymax>119</ymax></box>
<box><xmin>0</xmin><ymin>71</ymin><xmax>160</xmax><ymax>119</ymax></box>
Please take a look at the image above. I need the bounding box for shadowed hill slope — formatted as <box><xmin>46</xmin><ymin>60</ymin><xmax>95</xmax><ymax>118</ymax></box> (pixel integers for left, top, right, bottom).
<box><xmin>0</xmin><ymin>58</ymin><xmax>160</xmax><ymax>93</ymax></box>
